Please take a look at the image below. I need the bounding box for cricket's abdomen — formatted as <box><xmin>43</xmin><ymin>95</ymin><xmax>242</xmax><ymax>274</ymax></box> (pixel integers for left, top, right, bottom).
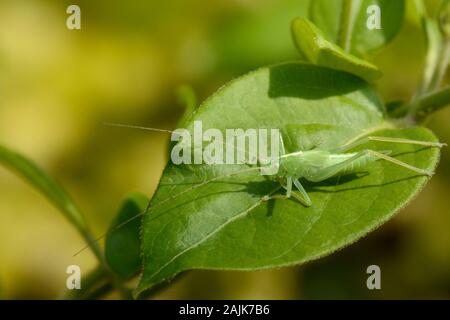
<box><xmin>277</xmin><ymin>150</ymin><xmax>331</xmax><ymax>179</ymax></box>
<box><xmin>326</xmin><ymin>153</ymin><xmax>374</xmax><ymax>176</ymax></box>
<box><xmin>276</xmin><ymin>150</ymin><xmax>375</xmax><ymax>181</ymax></box>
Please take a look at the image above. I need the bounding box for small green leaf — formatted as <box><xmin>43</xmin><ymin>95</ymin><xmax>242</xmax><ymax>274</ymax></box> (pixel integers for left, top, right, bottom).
<box><xmin>291</xmin><ymin>17</ymin><xmax>382</xmax><ymax>82</ymax></box>
<box><xmin>310</xmin><ymin>0</ymin><xmax>405</xmax><ymax>57</ymax></box>
<box><xmin>0</xmin><ymin>144</ymin><xmax>89</xmax><ymax>233</ymax></box>
<box><xmin>135</xmin><ymin>63</ymin><xmax>440</xmax><ymax>296</ymax></box>
<box><xmin>105</xmin><ymin>193</ymin><xmax>148</xmax><ymax>279</ymax></box>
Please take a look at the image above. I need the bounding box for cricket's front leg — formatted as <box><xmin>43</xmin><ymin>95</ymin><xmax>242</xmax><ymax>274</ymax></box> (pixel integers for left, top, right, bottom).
<box><xmin>262</xmin><ymin>177</ymin><xmax>312</xmax><ymax>207</ymax></box>
<box><xmin>293</xmin><ymin>178</ymin><xmax>312</xmax><ymax>207</ymax></box>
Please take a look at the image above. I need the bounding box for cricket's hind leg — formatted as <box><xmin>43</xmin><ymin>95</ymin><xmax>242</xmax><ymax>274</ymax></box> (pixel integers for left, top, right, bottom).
<box><xmin>333</xmin><ymin>135</ymin><xmax>446</xmax><ymax>153</ymax></box>
<box><xmin>365</xmin><ymin>149</ymin><xmax>434</xmax><ymax>176</ymax></box>
<box><xmin>308</xmin><ymin>149</ymin><xmax>434</xmax><ymax>183</ymax></box>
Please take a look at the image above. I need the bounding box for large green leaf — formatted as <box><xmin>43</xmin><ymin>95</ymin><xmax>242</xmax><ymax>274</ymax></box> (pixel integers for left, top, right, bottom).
<box><xmin>291</xmin><ymin>17</ymin><xmax>382</xmax><ymax>82</ymax></box>
<box><xmin>105</xmin><ymin>193</ymin><xmax>148</xmax><ymax>279</ymax></box>
<box><xmin>0</xmin><ymin>144</ymin><xmax>88</xmax><ymax>233</ymax></box>
<box><xmin>310</xmin><ymin>0</ymin><xmax>405</xmax><ymax>57</ymax></box>
<box><xmin>135</xmin><ymin>62</ymin><xmax>439</xmax><ymax>296</ymax></box>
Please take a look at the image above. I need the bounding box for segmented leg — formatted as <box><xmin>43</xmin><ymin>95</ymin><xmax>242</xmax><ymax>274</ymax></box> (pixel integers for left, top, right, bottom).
<box><xmin>293</xmin><ymin>178</ymin><xmax>312</xmax><ymax>207</ymax></box>
<box><xmin>263</xmin><ymin>176</ymin><xmax>311</xmax><ymax>207</ymax></box>
<box><xmin>333</xmin><ymin>136</ymin><xmax>446</xmax><ymax>153</ymax></box>
<box><xmin>262</xmin><ymin>190</ymin><xmax>311</xmax><ymax>207</ymax></box>
<box><xmin>308</xmin><ymin>149</ymin><xmax>433</xmax><ymax>182</ymax></box>
<box><xmin>286</xmin><ymin>177</ymin><xmax>292</xmax><ymax>198</ymax></box>
<box><xmin>280</xmin><ymin>134</ymin><xmax>286</xmax><ymax>155</ymax></box>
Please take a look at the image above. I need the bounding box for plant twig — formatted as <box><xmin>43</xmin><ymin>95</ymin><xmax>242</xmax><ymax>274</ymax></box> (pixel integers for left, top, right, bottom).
<box><xmin>338</xmin><ymin>0</ymin><xmax>361</xmax><ymax>52</ymax></box>
<box><xmin>411</xmin><ymin>85</ymin><xmax>450</xmax><ymax>122</ymax></box>
<box><xmin>429</xmin><ymin>38</ymin><xmax>450</xmax><ymax>91</ymax></box>
<box><xmin>62</xmin><ymin>266</ymin><xmax>108</xmax><ymax>300</ymax></box>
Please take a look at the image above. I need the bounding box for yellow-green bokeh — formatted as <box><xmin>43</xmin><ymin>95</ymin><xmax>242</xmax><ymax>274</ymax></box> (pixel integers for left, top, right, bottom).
<box><xmin>0</xmin><ymin>0</ymin><xmax>449</xmax><ymax>299</ymax></box>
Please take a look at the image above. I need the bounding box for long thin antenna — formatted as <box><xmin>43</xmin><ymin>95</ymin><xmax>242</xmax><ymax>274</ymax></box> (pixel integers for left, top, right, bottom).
<box><xmin>103</xmin><ymin>122</ymin><xmax>256</xmax><ymax>160</ymax></box>
<box><xmin>74</xmin><ymin>122</ymin><xmax>280</xmax><ymax>257</ymax></box>
<box><xmin>72</xmin><ymin>166</ymin><xmax>264</xmax><ymax>257</ymax></box>
<box><xmin>103</xmin><ymin>122</ymin><xmax>174</xmax><ymax>134</ymax></box>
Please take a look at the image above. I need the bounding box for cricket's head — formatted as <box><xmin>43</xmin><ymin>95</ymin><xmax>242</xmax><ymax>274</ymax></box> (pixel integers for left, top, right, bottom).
<box><xmin>259</xmin><ymin>157</ymin><xmax>280</xmax><ymax>176</ymax></box>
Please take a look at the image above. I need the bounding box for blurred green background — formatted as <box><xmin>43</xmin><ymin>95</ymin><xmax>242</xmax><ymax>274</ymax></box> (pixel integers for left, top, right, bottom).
<box><xmin>0</xmin><ymin>0</ymin><xmax>449</xmax><ymax>299</ymax></box>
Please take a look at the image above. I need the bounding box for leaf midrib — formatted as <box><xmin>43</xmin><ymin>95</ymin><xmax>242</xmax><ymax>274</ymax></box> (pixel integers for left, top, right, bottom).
<box><xmin>144</xmin><ymin>186</ymin><xmax>282</xmax><ymax>283</ymax></box>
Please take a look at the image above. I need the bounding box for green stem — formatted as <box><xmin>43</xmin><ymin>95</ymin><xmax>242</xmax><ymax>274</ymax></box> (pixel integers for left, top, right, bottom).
<box><xmin>416</xmin><ymin>19</ymin><xmax>443</xmax><ymax>97</ymax></box>
<box><xmin>412</xmin><ymin>0</ymin><xmax>449</xmax><ymax>99</ymax></box>
<box><xmin>84</xmin><ymin>282</ymin><xmax>114</xmax><ymax>300</ymax></box>
<box><xmin>79</xmin><ymin>229</ymin><xmax>105</xmax><ymax>266</ymax></box>
<box><xmin>112</xmin><ymin>276</ymin><xmax>133</xmax><ymax>300</ymax></box>
<box><xmin>136</xmin><ymin>272</ymin><xmax>190</xmax><ymax>300</ymax></box>
<box><xmin>62</xmin><ymin>266</ymin><xmax>108</xmax><ymax>300</ymax></box>
<box><xmin>76</xmin><ymin>231</ymin><xmax>121</xmax><ymax>297</ymax></box>
<box><xmin>62</xmin><ymin>264</ymin><xmax>132</xmax><ymax>300</ymax></box>
<box><xmin>409</xmin><ymin>1</ymin><xmax>450</xmax><ymax>120</ymax></box>
<box><xmin>75</xmin><ymin>223</ymin><xmax>133</xmax><ymax>299</ymax></box>
<box><xmin>338</xmin><ymin>0</ymin><xmax>360</xmax><ymax>52</ymax></box>
<box><xmin>429</xmin><ymin>38</ymin><xmax>450</xmax><ymax>91</ymax></box>
<box><xmin>410</xmin><ymin>85</ymin><xmax>450</xmax><ymax>122</ymax></box>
